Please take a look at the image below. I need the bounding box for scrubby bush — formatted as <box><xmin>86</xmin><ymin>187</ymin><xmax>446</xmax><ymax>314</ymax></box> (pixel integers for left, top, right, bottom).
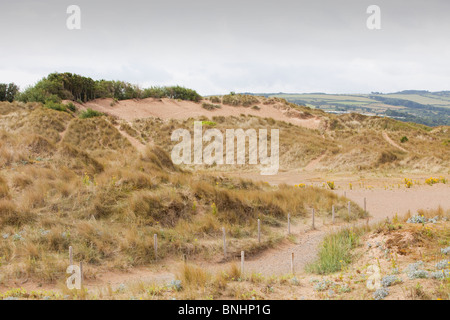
<box><xmin>66</xmin><ymin>102</ymin><xmax>77</xmax><ymax>112</ymax></box>
<box><xmin>143</xmin><ymin>86</ymin><xmax>202</xmax><ymax>102</ymax></box>
<box><xmin>16</xmin><ymin>72</ymin><xmax>202</xmax><ymax>104</ymax></box>
<box><xmin>209</xmin><ymin>96</ymin><xmax>221</xmax><ymax>103</ymax></box>
<box><xmin>202</xmin><ymin>103</ymin><xmax>221</xmax><ymax>111</ymax></box>
<box><xmin>381</xmin><ymin>275</ymin><xmax>402</xmax><ymax>287</ymax></box>
<box><xmin>44</xmin><ymin>101</ymin><xmax>68</xmax><ymax>112</ymax></box>
<box><xmin>222</xmin><ymin>94</ymin><xmax>259</xmax><ymax>107</ymax></box>
<box><xmin>79</xmin><ymin>108</ymin><xmax>104</xmax><ymax>119</ymax></box>
<box><xmin>373</xmin><ymin>288</ymin><xmax>389</xmax><ymax>300</ymax></box>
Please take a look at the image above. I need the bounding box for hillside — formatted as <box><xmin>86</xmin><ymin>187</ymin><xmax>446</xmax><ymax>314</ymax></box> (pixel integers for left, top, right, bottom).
<box><xmin>0</xmin><ymin>100</ymin><xmax>367</xmax><ymax>287</ymax></box>
<box><xmin>72</xmin><ymin>96</ymin><xmax>450</xmax><ymax>174</ymax></box>
<box><xmin>0</xmin><ymin>73</ymin><xmax>449</xmax><ymax>300</ymax></box>
<box><xmin>258</xmin><ymin>91</ymin><xmax>450</xmax><ymax>127</ymax></box>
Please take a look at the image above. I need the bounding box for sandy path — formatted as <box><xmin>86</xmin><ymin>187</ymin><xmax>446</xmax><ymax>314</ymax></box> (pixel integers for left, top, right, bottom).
<box><xmin>335</xmin><ymin>184</ymin><xmax>450</xmax><ymax>222</ymax></box>
<box><xmin>303</xmin><ymin>154</ymin><xmax>326</xmax><ymax>171</ymax></box>
<box><xmin>90</xmin><ymin>181</ymin><xmax>450</xmax><ymax>288</ymax></box>
<box><xmin>382</xmin><ymin>131</ymin><xmax>408</xmax><ymax>152</ymax></box>
<box><xmin>115</xmin><ymin>124</ymin><xmax>146</xmax><ymax>153</ymax></box>
<box><xmin>6</xmin><ymin>183</ymin><xmax>447</xmax><ymax>294</ymax></box>
<box><xmin>234</xmin><ymin>184</ymin><xmax>450</xmax><ymax>275</ymax></box>
<box><xmin>238</xmin><ymin>170</ymin><xmax>449</xmax><ymax>221</ymax></box>
<box><xmin>4</xmin><ymin>167</ymin><xmax>448</xmax><ymax>293</ymax></box>
<box><xmin>245</xmin><ymin>227</ymin><xmax>328</xmax><ymax>276</ymax></box>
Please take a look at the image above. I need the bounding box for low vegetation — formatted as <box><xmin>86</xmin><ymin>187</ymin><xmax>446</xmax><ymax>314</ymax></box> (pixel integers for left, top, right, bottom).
<box><xmin>306</xmin><ymin>227</ymin><xmax>367</xmax><ymax>274</ymax></box>
<box><xmin>79</xmin><ymin>108</ymin><xmax>103</xmax><ymax>119</ymax></box>
<box><xmin>17</xmin><ymin>72</ymin><xmax>202</xmax><ymax>104</ymax></box>
<box><xmin>0</xmin><ymin>102</ymin><xmax>362</xmax><ymax>287</ymax></box>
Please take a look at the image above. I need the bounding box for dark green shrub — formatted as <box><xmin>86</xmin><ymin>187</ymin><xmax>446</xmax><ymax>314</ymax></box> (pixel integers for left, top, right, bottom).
<box><xmin>80</xmin><ymin>108</ymin><xmax>104</xmax><ymax>119</ymax></box>
<box><xmin>44</xmin><ymin>101</ymin><xmax>67</xmax><ymax>112</ymax></box>
<box><xmin>66</xmin><ymin>102</ymin><xmax>77</xmax><ymax>112</ymax></box>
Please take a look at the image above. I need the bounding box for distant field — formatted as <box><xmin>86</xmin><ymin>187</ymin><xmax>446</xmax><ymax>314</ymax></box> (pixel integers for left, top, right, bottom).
<box><xmin>382</xmin><ymin>94</ymin><xmax>450</xmax><ymax>107</ymax></box>
<box><xmin>265</xmin><ymin>91</ymin><xmax>450</xmax><ymax>126</ymax></box>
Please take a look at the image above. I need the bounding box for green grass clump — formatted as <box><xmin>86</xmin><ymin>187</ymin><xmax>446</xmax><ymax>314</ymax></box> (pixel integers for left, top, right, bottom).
<box><xmin>79</xmin><ymin>108</ymin><xmax>104</xmax><ymax>119</ymax></box>
<box><xmin>201</xmin><ymin>120</ymin><xmax>217</xmax><ymax>127</ymax></box>
<box><xmin>306</xmin><ymin>227</ymin><xmax>364</xmax><ymax>274</ymax></box>
<box><xmin>44</xmin><ymin>101</ymin><xmax>68</xmax><ymax>113</ymax></box>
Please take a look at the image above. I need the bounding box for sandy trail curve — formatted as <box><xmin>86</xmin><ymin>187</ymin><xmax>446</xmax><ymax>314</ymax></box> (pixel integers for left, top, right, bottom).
<box><xmin>90</xmin><ymin>182</ymin><xmax>450</xmax><ymax>290</ymax></box>
<box><xmin>303</xmin><ymin>154</ymin><xmax>326</xmax><ymax>171</ymax></box>
<box><xmin>335</xmin><ymin>184</ymin><xmax>450</xmax><ymax>223</ymax></box>
<box><xmin>223</xmin><ymin>184</ymin><xmax>450</xmax><ymax>276</ymax></box>
<box><xmin>382</xmin><ymin>131</ymin><xmax>408</xmax><ymax>152</ymax></box>
<box><xmin>115</xmin><ymin>124</ymin><xmax>146</xmax><ymax>153</ymax></box>
<box><xmin>7</xmin><ymin>182</ymin><xmax>448</xmax><ymax>293</ymax></box>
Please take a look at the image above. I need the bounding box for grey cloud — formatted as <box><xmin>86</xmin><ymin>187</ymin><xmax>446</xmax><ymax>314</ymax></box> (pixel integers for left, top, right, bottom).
<box><xmin>1</xmin><ymin>0</ymin><xmax>449</xmax><ymax>94</ymax></box>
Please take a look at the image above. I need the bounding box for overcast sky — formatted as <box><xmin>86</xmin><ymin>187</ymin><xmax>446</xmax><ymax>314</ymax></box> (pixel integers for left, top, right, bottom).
<box><xmin>1</xmin><ymin>0</ymin><xmax>450</xmax><ymax>95</ymax></box>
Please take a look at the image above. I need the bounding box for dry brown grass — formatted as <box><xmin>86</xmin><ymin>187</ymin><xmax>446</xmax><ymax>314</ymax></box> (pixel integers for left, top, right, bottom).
<box><xmin>130</xmin><ymin>113</ymin><xmax>449</xmax><ymax>173</ymax></box>
<box><xmin>0</xmin><ymin>174</ymin><xmax>9</xmax><ymax>199</ymax></box>
<box><xmin>62</xmin><ymin>117</ymin><xmax>132</xmax><ymax>152</ymax></box>
<box><xmin>0</xmin><ymin>102</ymin><xmax>445</xmax><ymax>289</ymax></box>
<box><xmin>0</xmin><ymin>199</ymin><xmax>32</xmax><ymax>226</ymax></box>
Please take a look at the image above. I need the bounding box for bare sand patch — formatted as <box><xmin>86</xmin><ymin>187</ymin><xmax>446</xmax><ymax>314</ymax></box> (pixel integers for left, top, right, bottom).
<box><xmin>78</xmin><ymin>98</ymin><xmax>322</xmax><ymax>130</ymax></box>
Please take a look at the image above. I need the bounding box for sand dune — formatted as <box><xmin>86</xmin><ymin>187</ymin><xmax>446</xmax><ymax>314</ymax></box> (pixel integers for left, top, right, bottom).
<box><xmin>75</xmin><ymin>98</ymin><xmax>322</xmax><ymax>130</ymax></box>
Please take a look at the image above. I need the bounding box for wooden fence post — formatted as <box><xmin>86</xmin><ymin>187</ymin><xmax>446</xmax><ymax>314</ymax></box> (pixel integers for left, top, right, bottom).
<box><xmin>69</xmin><ymin>246</ymin><xmax>73</xmax><ymax>266</ymax></box>
<box><xmin>348</xmin><ymin>201</ymin><xmax>351</xmax><ymax>217</ymax></box>
<box><xmin>312</xmin><ymin>208</ymin><xmax>315</xmax><ymax>230</ymax></box>
<box><xmin>154</xmin><ymin>234</ymin><xmax>158</xmax><ymax>259</ymax></box>
<box><xmin>79</xmin><ymin>261</ymin><xmax>83</xmax><ymax>289</ymax></box>
<box><xmin>291</xmin><ymin>252</ymin><xmax>295</xmax><ymax>274</ymax></box>
<box><xmin>257</xmin><ymin>219</ymin><xmax>261</xmax><ymax>243</ymax></box>
<box><xmin>364</xmin><ymin>197</ymin><xmax>367</xmax><ymax>213</ymax></box>
<box><xmin>332</xmin><ymin>205</ymin><xmax>335</xmax><ymax>224</ymax></box>
<box><xmin>288</xmin><ymin>214</ymin><xmax>291</xmax><ymax>234</ymax></box>
<box><xmin>241</xmin><ymin>251</ymin><xmax>245</xmax><ymax>276</ymax></box>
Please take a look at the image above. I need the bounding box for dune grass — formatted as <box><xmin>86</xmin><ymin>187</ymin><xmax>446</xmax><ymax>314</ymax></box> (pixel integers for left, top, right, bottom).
<box><xmin>0</xmin><ymin>101</ymin><xmax>447</xmax><ymax>286</ymax></box>
<box><xmin>306</xmin><ymin>226</ymin><xmax>368</xmax><ymax>275</ymax></box>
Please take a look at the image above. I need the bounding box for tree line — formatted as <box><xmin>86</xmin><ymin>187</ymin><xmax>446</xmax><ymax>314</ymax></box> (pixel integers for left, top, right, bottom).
<box><xmin>0</xmin><ymin>83</ymin><xmax>19</xmax><ymax>102</ymax></box>
<box><xmin>6</xmin><ymin>72</ymin><xmax>202</xmax><ymax>104</ymax></box>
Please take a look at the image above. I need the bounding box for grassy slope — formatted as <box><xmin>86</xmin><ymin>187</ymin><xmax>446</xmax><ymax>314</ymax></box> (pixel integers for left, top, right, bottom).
<box><xmin>0</xmin><ymin>101</ymin><xmax>363</xmax><ymax>285</ymax></box>
<box><xmin>128</xmin><ymin>110</ymin><xmax>449</xmax><ymax>173</ymax></box>
<box><xmin>0</xmin><ymin>101</ymin><xmax>448</xmax><ymax>300</ymax></box>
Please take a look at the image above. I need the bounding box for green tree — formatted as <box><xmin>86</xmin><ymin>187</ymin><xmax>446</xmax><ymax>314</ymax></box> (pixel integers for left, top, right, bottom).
<box><xmin>0</xmin><ymin>83</ymin><xmax>19</xmax><ymax>102</ymax></box>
